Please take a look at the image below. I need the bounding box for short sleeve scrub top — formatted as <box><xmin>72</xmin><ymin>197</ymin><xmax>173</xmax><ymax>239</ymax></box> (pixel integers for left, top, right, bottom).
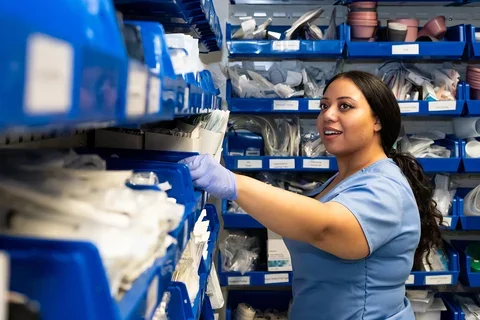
<box><xmin>284</xmin><ymin>158</ymin><xmax>421</xmax><ymax>320</ymax></box>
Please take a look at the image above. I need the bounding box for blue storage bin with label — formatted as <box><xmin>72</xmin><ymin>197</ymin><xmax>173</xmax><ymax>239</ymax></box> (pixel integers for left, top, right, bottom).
<box><xmin>226</xmin><ymin>23</ymin><xmax>345</xmax><ymax>58</ymax></box>
<box><xmin>0</xmin><ymin>154</ymin><xmax>200</xmax><ymax>320</ymax></box>
<box><xmin>0</xmin><ymin>0</ymin><xmax>127</xmax><ymax>130</ymax></box>
<box><xmin>123</xmin><ymin>21</ymin><xmax>178</xmax><ymax>121</ymax></box>
<box><xmin>167</xmin><ymin>204</ymin><xmax>220</xmax><ymax>320</ymax></box>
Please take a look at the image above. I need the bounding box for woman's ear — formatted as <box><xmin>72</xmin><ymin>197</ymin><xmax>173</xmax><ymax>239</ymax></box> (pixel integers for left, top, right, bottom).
<box><xmin>374</xmin><ymin>117</ymin><xmax>382</xmax><ymax>132</ymax></box>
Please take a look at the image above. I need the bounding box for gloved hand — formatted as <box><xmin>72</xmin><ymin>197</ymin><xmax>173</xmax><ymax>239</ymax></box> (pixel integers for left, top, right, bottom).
<box><xmin>179</xmin><ymin>154</ymin><xmax>238</xmax><ymax>200</ymax></box>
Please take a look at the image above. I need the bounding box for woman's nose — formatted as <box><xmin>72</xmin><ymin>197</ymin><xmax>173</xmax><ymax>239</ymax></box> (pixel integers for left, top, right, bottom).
<box><xmin>320</xmin><ymin>105</ymin><xmax>338</xmax><ymax>122</ymax></box>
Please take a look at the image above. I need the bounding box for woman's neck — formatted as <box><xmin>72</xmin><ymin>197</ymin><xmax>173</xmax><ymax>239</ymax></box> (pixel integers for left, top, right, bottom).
<box><xmin>335</xmin><ymin>145</ymin><xmax>388</xmax><ymax>181</ymax></box>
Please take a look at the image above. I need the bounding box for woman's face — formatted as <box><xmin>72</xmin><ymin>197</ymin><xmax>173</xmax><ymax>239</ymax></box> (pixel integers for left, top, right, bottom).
<box><xmin>316</xmin><ymin>78</ymin><xmax>382</xmax><ymax>157</ymax></box>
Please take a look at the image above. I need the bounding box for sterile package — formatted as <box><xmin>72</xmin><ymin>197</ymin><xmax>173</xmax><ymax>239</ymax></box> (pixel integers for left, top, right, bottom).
<box><xmin>377</xmin><ymin>62</ymin><xmax>460</xmax><ymax>101</ymax></box>
<box><xmin>414</xmin><ymin>297</ymin><xmax>447</xmax><ymax>320</ymax></box>
<box><xmin>0</xmin><ymin>150</ymin><xmax>185</xmax><ymax>299</ymax></box>
<box><xmin>229</xmin><ymin>115</ymin><xmax>300</xmax><ymax>157</ymax></box>
<box><xmin>267</xmin><ymin>229</ymin><xmax>292</xmax><ymax>272</ymax></box>
<box><xmin>432</xmin><ymin>174</ymin><xmax>456</xmax><ymax>217</ymax></box>
<box><xmin>397</xmin><ymin>131</ymin><xmax>450</xmax><ymax>158</ymax></box>
<box><xmin>464</xmin><ymin>185</ymin><xmax>480</xmax><ymax>216</ymax></box>
<box><xmin>220</xmin><ymin>232</ymin><xmax>260</xmax><ymax>275</ymax></box>
<box><xmin>228</xmin><ymin>61</ymin><xmax>332</xmax><ymax>100</ymax></box>
<box><xmin>206</xmin><ymin>262</ymin><xmax>224</xmax><ymax>310</ymax></box>
<box><xmin>421</xmin><ymin>247</ymin><xmax>449</xmax><ymax>272</ymax></box>
<box><xmin>455</xmin><ymin>295</ymin><xmax>480</xmax><ymax>320</ymax></box>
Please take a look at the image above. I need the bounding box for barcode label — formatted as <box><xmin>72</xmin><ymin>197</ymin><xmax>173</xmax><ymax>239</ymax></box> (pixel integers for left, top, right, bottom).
<box><xmin>425</xmin><ymin>275</ymin><xmax>452</xmax><ymax>285</ymax></box>
<box><xmin>392</xmin><ymin>44</ymin><xmax>419</xmax><ymax>55</ymax></box>
<box><xmin>269</xmin><ymin>159</ymin><xmax>295</xmax><ymax>169</ymax></box>
<box><xmin>272</xmin><ymin>40</ymin><xmax>300</xmax><ymax>51</ymax></box>
<box><xmin>273</xmin><ymin>100</ymin><xmax>299</xmax><ymax>111</ymax></box>
<box><xmin>264</xmin><ymin>273</ymin><xmax>289</xmax><ymax>284</ymax></box>
<box><xmin>237</xmin><ymin>159</ymin><xmax>262</xmax><ymax>169</ymax></box>
<box><xmin>308</xmin><ymin>100</ymin><xmax>321</xmax><ymax>110</ymax></box>
<box><xmin>228</xmin><ymin>276</ymin><xmax>250</xmax><ymax>285</ymax></box>
<box><xmin>428</xmin><ymin>101</ymin><xmax>456</xmax><ymax>112</ymax></box>
<box><xmin>399</xmin><ymin>102</ymin><xmax>419</xmax><ymax>114</ymax></box>
<box><xmin>303</xmin><ymin>159</ymin><xmax>330</xmax><ymax>169</ymax></box>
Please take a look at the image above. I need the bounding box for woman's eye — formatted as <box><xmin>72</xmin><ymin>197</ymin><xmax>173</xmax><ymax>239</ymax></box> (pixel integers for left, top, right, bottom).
<box><xmin>340</xmin><ymin>103</ymin><xmax>353</xmax><ymax>109</ymax></box>
<box><xmin>320</xmin><ymin>103</ymin><xmax>328</xmax><ymax>110</ymax></box>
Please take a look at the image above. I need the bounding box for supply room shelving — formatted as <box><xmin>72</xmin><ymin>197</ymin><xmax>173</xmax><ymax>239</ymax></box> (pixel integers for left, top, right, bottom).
<box><xmin>226</xmin><ymin>24</ymin><xmax>346</xmax><ymax>58</ymax></box>
<box><xmin>0</xmin><ymin>0</ymin><xmax>224</xmax><ymax>318</ymax></box>
<box><xmin>217</xmin><ymin>242</ymin><xmax>460</xmax><ymax>287</ymax></box>
<box><xmin>221</xmin><ymin>2</ymin><xmax>480</xmax><ymax>314</ymax></box>
<box><xmin>0</xmin><ymin>1</ymin><xmax>222</xmax><ymax>136</ymax></box>
<box><xmin>227</xmin><ymin>81</ymin><xmax>467</xmax><ymax>116</ymax></box>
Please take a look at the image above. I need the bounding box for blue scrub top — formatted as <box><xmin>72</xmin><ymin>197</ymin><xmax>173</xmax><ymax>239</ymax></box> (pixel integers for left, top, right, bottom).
<box><xmin>284</xmin><ymin>158</ymin><xmax>420</xmax><ymax>320</ymax></box>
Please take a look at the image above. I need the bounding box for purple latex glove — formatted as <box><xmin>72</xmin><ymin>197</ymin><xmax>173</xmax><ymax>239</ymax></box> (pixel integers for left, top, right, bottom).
<box><xmin>179</xmin><ymin>154</ymin><xmax>238</xmax><ymax>200</ymax></box>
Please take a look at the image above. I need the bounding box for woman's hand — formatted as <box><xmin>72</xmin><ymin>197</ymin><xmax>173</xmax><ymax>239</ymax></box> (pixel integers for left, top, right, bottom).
<box><xmin>179</xmin><ymin>154</ymin><xmax>238</xmax><ymax>200</ymax></box>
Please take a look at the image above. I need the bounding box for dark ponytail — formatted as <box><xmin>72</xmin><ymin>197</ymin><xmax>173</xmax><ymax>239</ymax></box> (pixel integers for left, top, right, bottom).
<box><xmin>387</xmin><ymin>150</ymin><xmax>444</xmax><ymax>270</ymax></box>
<box><xmin>324</xmin><ymin>71</ymin><xmax>444</xmax><ymax>269</ymax></box>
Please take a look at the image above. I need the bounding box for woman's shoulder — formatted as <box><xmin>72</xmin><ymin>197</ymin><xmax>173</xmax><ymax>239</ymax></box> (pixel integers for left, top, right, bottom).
<box><xmin>341</xmin><ymin>159</ymin><xmax>412</xmax><ymax>197</ymax></box>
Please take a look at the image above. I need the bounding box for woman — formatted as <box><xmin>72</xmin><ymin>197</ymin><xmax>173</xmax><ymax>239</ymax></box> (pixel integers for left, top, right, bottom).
<box><xmin>181</xmin><ymin>71</ymin><xmax>443</xmax><ymax>319</ymax></box>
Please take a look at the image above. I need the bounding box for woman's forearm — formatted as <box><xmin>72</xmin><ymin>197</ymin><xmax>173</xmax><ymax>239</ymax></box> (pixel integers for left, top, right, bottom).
<box><xmin>234</xmin><ymin>174</ymin><xmax>328</xmax><ymax>244</ymax></box>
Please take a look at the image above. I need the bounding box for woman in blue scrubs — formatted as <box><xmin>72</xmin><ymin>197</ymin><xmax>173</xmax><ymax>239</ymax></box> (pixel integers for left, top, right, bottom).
<box><xmin>181</xmin><ymin>71</ymin><xmax>444</xmax><ymax>319</ymax></box>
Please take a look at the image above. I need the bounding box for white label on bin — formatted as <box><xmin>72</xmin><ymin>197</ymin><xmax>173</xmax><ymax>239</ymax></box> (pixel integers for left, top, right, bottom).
<box><xmin>399</xmin><ymin>102</ymin><xmax>419</xmax><ymax>114</ymax></box>
<box><xmin>272</xmin><ymin>40</ymin><xmax>300</xmax><ymax>51</ymax></box>
<box><xmin>443</xmin><ymin>217</ymin><xmax>452</xmax><ymax>227</ymax></box>
<box><xmin>183</xmin><ymin>87</ymin><xmax>190</xmax><ymax>112</ymax></box>
<box><xmin>183</xmin><ymin>220</ymin><xmax>189</xmax><ymax>250</ymax></box>
<box><xmin>146</xmin><ymin>275</ymin><xmax>159</xmax><ymax>318</ymax></box>
<box><xmin>303</xmin><ymin>159</ymin><xmax>330</xmax><ymax>169</ymax></box>
<box><xmin>228</xmin><ymin>276</ymin><xmax>250</xmax><ymax>285</ymax></box>
<box><xmin>392</xmin><ymin>44</ymin><xmax>419</xmax><ymax>55</ymax></box>
<box><xmin>24</xmin><ymin>33</ymin><xmax>74</xmax><ymax>115</ymax></box>
<box><xmin>237</xmin><ymin>159</ymin><xmax>262</xmax><ymax>169</ymax></box>
<box><xmin>308</xmin><ymin>100</ymin><xmax>321</xmax><ymax>110</ymax></box>
<box><xmin>127</xmin><ymin>65</ymin><xmax>148</xmax><ymax>116</ymax></box>
<box><xmin>148</xmin><ymin>76</ymin><xmax>161</xmax><ymax>114</ymax></box>
<box><xmin>425</xmin><ymin>275</ymin><xmax>452</xmax><ymax>285</ymax></box>
<box><xmin>273</xmin><ymin>100</ymin><xmax>299</xmax><ymax>111</ymax></box>
<box><xmin>264</xmin><ymin>273</ymin><xmax>289</xmax><ymax>284</ymax></box>
<box><xmin>269</xmin><ymin>159</ymin><xmax>295</xmax><ymax>169</ymax></box>
<box><xmin>0</xmin><ymin>251</ymin><xmax>8</xmax><ymax>320</ymax></box>
<box><xmin>405</xmin><ymin>274</ymin><xmax>415</xmax><ymax>284</ymax></box>
<box><xmin>428</xmin><ymin>101</ymin><xmax>457</xmax><ymax>112</ymax></box>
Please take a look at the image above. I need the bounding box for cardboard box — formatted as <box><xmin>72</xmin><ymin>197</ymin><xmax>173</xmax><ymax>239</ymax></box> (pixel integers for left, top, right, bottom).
<box><xmin>267</xmin><ymin>229</ymin><xmax>292</xmax><ymax>272</ymax></box>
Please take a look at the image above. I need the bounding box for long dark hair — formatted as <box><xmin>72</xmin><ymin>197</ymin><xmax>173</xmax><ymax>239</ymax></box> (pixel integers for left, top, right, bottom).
<box><xmin>323</xmin><ymin>70</ymin><xmax>443</xmax><ymax>270</ymax></box>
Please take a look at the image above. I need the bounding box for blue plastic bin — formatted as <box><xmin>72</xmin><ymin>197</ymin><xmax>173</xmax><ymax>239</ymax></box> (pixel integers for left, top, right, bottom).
<box><xmin>408</xmin><ymin>242</ymin><xmax>460</xmax><ymax>286</ymax></box>
<box><xmin>227</xmin><ymin>80</ymin><xmax>465</xmax><ymax>116</ymax></box>
<box><xmin>0</xmin><ymin>156</ymin><xmax>200</xmax><ymax>320</ymax></box>
<box><xmin>466</xmin><ymin>24</ymin><xmax>480</xmax><ymax>59</ymax></box>
<box><xmin>345</xmin><ymin>24</ymin><xmax>466</xmax><ymax>59</ymax></box>
<box><xmin>0</xmin><ymin>0</ymin><xmax>127</xmax><ymax>131</ymax></box>
<box><xmin>464</xmin><ymin>82</ymin><xmax>480</xmax><ymax>116</ymax></box>
<box><xmin>222</xmin><ymin>199</ymin><xmax>265</xmax><ymax>229</ymax></box>
<box><xmin>167</xmin><ymin>204</ymin><xmax>220</xmax><ymax>320</ymax></box>
<box><xmin>123</xmin><ymin>21</ymin><xmax>178</xmax><ymax>120</ymax></box>
<box><xmin>417</xmin><ymin>139</ymin><xmax>462</xmax><ymax>173</ymax></box>
<box><xmin>226</xmin><ymin>24</ymin><xmax>345</xmax><ymax>58</ymax></box>
<box><xmin>461</xmin><ymin>139</ymin><xmax>480</xmax><ymax>172</ymax></box>
<box><xmin>217</xmin><ymin>251</ymin><xmax>293</xmax><ymax>287</ymax></box>
<box><xmin>226</xmin><ymin>290</ymin><xmax>292</xmax><ymax>320</ymax></box>
<box><xmin>452</xmin><ymin>241</ymin><xmax>480</xmax><ymax>287</ymax></box>
<box><xmin>458</xmin><ymin>188</ymin><xmax>480</xmax><ymax>230</ymax></box>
